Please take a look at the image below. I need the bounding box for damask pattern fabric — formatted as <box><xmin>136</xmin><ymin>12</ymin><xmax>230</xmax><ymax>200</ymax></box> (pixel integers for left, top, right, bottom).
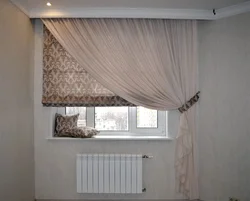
<box><xmin>55</xmin><ymin>113</ymin><xmax>79</xmax><ymax>134</ymax></box>
<box><xmin>178</xmin><ymin>91</ymin><xmax>200</xmax><ymax>113</ymax></box>
<box><xmin>55</xmin><ymin>127</ymin><xmax>99</xmax><ymax>138</ymax></box>
<box><xmin>78</xmin><ymin>126</ymin><xmax>99</xmax><ymax>137</ymax></box>
<box><xmin>54</xmin><ymin>113</ymin><xmax>99</xmax><ymax>138</ymax></box>
<box><xmin>43</xmin><ymin>26</ymin><xmax>134</xmax><ymax>107</ymax></box>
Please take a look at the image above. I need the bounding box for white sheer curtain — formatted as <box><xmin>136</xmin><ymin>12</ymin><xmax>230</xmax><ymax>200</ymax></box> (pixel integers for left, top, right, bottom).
<box><xmin>42</xmin><ymin>18</ymin><xmax>199</xmax><ymax>199</ymax></box>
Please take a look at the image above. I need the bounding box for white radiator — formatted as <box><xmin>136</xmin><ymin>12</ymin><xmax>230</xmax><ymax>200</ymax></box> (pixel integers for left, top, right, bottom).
<box><xmin>77</xmin><ymin>154</ymin><xmax>143</xmax><ymax>194</ymax></box>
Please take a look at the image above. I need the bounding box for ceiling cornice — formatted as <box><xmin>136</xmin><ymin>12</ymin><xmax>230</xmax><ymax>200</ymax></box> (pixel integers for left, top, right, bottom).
<box><xmin>214</xmin><ymin>1</ymin><xmax>250</xmax><ymax>19</ymax></box>
<box><xmin>29</xmin><ymin>8</ymin><xmax>214</xmax><ymax>20</ymax></box>
<box><xmin>10</xmin><ymin>0</ymin><xmax>30</xmax><ymax>16</ymax></box>
<box><xmin>10</xmin><ymin>0</ymin><xmax>250</xmax><ymax>20</ymax></box>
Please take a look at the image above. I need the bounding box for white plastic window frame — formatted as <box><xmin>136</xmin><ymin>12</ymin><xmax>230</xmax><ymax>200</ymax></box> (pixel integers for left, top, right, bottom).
<box><xmin>62</xmin><ymin>107</ymin><xmax>167</xmax><ymax>137</ymax></box>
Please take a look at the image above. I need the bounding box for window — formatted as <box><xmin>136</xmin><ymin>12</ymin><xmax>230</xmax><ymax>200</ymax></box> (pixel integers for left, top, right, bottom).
<box><xmin>66</xmin><ymin>107</ymin><xmax>86</xmax><ymax>127</ymax></box>
<box><xmin>65</xmin><ymin>106</ymin><xmax>168</xmax><ymax>137</ymax></box>
<box><xmin>95</xmin><ymin>107</ymin><xmax>129</xmax><ymax>131</ymax></box>
<box><xmin>137</xmin><ymin>106</ymin><xmax>157</xmax><ymax>128</ymax></box>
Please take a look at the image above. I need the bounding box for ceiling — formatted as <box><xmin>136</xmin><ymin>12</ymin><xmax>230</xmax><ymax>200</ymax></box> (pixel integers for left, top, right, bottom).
<box><xmin>11</xmin><ymin>0</ymin><xmax>250</xmax><ymax>19</ymax></box>
<box><xmin>11</xmin><ymin>0</ymin><xmax>249</xmax><ymax>10</ymax></box>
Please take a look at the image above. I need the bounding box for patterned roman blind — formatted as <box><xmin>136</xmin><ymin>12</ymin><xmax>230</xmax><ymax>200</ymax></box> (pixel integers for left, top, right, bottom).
<box><xmin>42</xmin><ymin>26</ymin><xmax>135</xmax><ymax>107</ymax></box>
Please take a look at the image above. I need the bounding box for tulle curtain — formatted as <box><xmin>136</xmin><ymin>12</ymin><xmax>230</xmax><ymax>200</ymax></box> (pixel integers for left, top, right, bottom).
<box><xmin>42</xmin><ymin>18</ymin><xmax>199</xmax><ymax>199</ymax></box>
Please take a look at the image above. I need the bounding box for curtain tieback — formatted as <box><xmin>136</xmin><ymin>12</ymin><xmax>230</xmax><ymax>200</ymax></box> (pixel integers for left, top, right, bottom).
<box><xmin>178</xmin><ymin>91</ymin><xmax>200</xmax><ymax>113</ymax></box>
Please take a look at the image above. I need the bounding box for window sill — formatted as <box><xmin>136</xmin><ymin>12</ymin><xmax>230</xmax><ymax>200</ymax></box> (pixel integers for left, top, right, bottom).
<box><xmin>46</xmin><ymin>135</ymin><xmax>174</xmax><ymax>141</ymax></box>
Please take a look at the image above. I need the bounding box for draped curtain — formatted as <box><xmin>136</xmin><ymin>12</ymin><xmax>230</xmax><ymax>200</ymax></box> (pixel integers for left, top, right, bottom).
<box><xmin>42</xmin><ymin>18</ymin><xmax>199</xmax><ymax>200</ymax></box>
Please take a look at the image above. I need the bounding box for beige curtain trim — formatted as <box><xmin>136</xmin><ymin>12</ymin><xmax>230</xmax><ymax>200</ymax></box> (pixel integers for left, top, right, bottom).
<box><xmin>178</xmin><ymin>91</ymin><xmax>200</xmax><ymax>113</ymax></box>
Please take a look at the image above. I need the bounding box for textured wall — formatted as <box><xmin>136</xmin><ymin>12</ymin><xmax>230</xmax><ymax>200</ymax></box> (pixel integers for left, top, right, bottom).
<box><xmin>198</xmin><ymin>12</ymin><xmax>250</xmax><ymax>201</ymax></box>
<box><xmin>0</xmin><ymin>0</ymin><xmax>34</xmax><ymax>201</ymax></box>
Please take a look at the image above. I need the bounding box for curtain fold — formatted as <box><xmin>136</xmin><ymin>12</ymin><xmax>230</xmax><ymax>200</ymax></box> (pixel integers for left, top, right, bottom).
<box><xmin>42</xmin><ymin>18</ymin><xmax>199</xmax><ymax>199</ymax></box>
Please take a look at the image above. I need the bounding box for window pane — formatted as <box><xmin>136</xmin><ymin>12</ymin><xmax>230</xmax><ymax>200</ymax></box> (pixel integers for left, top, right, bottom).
<box><xmin>66</xmin><ymin>107</ymin><xmax>86</xmax><ymax>127</ymax></box>
<box><xmin>137</xmin><ymin>106</ymin><xmax>158</xmax><ymax>128</ymax></box>
<box><xmin>95</xmin><ymin>107</ymin><xmax>128</xmax><ymax>131</ymax></box>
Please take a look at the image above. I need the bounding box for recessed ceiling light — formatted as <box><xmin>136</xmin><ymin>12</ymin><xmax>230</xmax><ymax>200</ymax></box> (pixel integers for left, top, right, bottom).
<box><xmin>46</xmin><ymin>2</ymin><xmax>52</xmax><ymax>6</ymax></box>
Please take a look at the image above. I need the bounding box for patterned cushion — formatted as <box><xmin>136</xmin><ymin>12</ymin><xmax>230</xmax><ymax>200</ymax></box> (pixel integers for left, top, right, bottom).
<box><xmin>55</xmin><ymin>127</ymin><xmax>99</xmax><ymax>138</ymax></box>
<box><xmin>55</xmin><ymin>113</ymin><xmax>79</xmax><ymax>134</ymax></box>
<box><xmin>78</xmin><ymin>127</ymin><xmax>100</xmax><ymax>138</ymax></box>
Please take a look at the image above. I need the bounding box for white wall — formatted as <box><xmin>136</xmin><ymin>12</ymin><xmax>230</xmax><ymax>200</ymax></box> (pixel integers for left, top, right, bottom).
<box><xmin>0</xmin><ymin>0</ymin><xmax>34</xmax><ymax>201</ymax></box>
<box><xmin>198</xmin><ymin>12</ymin><xmax>250</xmax><ymax>201</ymax></box>
<box><xmin>34</xmin><ymin>20</ymin><xmax>183</xmax><ymax>200</ymax></box>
